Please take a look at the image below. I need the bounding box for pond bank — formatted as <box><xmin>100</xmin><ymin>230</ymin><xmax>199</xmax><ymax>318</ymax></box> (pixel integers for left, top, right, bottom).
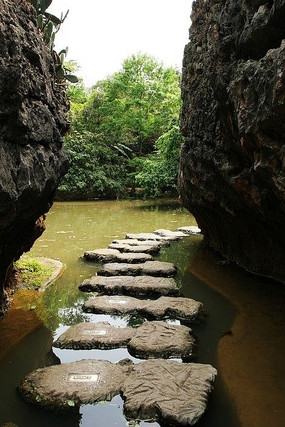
<box><xmin>189</xmin><ymin>246</ymin><xmax>285</xmax><ymax>427</ymax></box>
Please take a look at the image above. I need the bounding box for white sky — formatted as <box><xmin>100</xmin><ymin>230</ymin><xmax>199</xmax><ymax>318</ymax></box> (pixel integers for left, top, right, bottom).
<box><xmin>49</xmin><ymin>0</ymin><xmax>193</xmax><ymax>87</ymax></box>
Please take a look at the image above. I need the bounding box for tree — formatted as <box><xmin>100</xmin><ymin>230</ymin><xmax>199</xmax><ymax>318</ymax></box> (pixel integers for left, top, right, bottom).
<box><xmin>135</xmin><ymin>121</ymin><xmax>185</xmax><ymax>198</ymax></box>
<box><xmin>58</xmin><ymin>54</ymin><xmax>183</xmax><ymax>199</ymax></box>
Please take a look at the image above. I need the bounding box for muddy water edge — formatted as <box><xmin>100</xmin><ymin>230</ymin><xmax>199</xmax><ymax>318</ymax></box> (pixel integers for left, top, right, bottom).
<box><xmin>0</xmin><ymin>199</ymin><xmax>284</xmax><ymax>426</ymax></box>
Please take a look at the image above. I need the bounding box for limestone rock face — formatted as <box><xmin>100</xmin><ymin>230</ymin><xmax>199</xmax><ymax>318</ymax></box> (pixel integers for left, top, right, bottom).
<box><xmin>179</xmin><ymin>0</ymin><xmax>285</xmax><ymax>281</ymax></box>
<box><xmin>0</xmin><ymin>0</ymin><xmax>69</xmax><ymax>314</ymax></box>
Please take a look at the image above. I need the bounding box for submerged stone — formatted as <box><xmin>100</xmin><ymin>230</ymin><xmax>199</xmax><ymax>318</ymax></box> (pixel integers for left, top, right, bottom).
<box><xmin>53</xmin><ymin>321</ymin><xmax>195</xmax><ymax>360</ymax></box>
<box><xmin>97</xmin><ymin>261</ymin><xmax>177</xmax><ymax>277</ymax></box>
<box><xmin>176</xmin><ymin>226</ymin><xmax>201</xmax><ymax>235</ymax></box>
<box><xmin>79</xmin><ymin>275</ymin><xmax>179</xmax><ymax>296</ymax></box>
<box><xmin>108</xmin><ymin>243</ymin><xmax>160</xmax><ymax>255</ymax></box>
<box><xmin>127</xmin><ymin>321</ymin><xmax>195</xmax><ymax>359</ymax></box>
<box><xmin>83</xmin><ymin>295</ymin><xmax>203</xmax><ymax>322</ymax></box>
<box><xmin>122</xmin><ymin>359</ymin><xmax>217</xmax><ymax>426</ymax></box>
<box><xmin>154</xmin><ymin>229</ymin><xmax>187</xmax><ymax>240</ymax></box>
<box><xmin>83</xmin><ymin>249</ymin><xmax>152</xmax><ymax>263</ymax></box>
<box><xmin>53</xmin><ymin>322</ymin><xmax>134</xmax><ymax>350</ymax></box>
<box><xmin>19</xmin><ymin>359</ymin><xmax>130</xmax><ymax>410</ymax></box>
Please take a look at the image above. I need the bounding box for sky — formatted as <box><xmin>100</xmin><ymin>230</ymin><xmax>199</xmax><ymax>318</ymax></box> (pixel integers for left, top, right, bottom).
<box><xmin>49</xmin><ymin>0</ymin><xmax>193</xmax><ymax>87</ymax></box>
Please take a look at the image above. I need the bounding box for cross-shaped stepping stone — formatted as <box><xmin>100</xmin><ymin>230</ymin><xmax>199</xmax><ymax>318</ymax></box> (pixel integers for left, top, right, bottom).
<box><xmin>83</xmin><ymin>248</ymin><xmax>153</xmax><ymax>263</ymax></box>
<box><xmin>108</xmin><ymin>243</ymin><xmax>160</xmax><ymax>255</ymax></box>
<box><xmin>122</xmin><ymin>360</ymin><xmax>217</xmax><ymax>426</ymax></box>
<box><xmin>83</xmin><ymin>295</ymin><xmax>203</xmax><ymax>322</ymax></box>
<box><xmin>53</xmin><ymin>321</ymin><xmax>195</xmax><ymax>360</ymax></box>
<box><xmin>79</xmin><ymin>275</ymin><xmax>180</xmax><ymax>296</ymax></box>
<box><xmin>19</xmin><ymin>359</ymin><xmax>217</xmax><ymax>426</ymax></box>
<box><xmin>97</xmin><ymin>261</ymin><xmax>177</xmax><ymax>277</ymax></box>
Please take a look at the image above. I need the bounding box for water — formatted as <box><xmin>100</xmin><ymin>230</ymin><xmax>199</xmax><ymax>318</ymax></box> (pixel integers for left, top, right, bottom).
<box><xmin>3</xmin><ymin>199</ymin><xmax>284</xmax><ymax>426</ymax></box>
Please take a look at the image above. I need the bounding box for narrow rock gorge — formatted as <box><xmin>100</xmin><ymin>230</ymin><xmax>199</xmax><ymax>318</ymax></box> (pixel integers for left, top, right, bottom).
<box><xmin>0</xmin><ymin>0</ymin><xmax>69</xmax><ymax>315</ymax></box>
<box><xmin>179</xmin><ymin>0</ymin><xmax>285</xmax><ymax>281</ymax></box>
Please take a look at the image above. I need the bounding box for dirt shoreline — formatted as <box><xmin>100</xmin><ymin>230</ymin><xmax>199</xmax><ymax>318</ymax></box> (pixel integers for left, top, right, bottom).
<box><xmin>189</xmin><ymin>246</ymin><xmax>285</xmax><ymax>427</ymax></box>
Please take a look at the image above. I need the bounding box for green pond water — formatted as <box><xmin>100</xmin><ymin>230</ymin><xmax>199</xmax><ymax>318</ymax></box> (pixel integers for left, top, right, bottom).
<box><xmin>0</xmin><ymin>199</ymin><xmax>238</xmax><ymax>427</ymax></box>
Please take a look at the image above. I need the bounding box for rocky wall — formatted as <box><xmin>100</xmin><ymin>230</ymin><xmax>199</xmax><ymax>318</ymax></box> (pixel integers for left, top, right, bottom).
<box><xmin>0</xmin><ymin>0</ymin><xmax>69</xmax><ymax>314</ymax></box>
<box><xmin>179</xmin><ymin>0</ymin><xmax>285</xmax><ymax>281</ymax></box>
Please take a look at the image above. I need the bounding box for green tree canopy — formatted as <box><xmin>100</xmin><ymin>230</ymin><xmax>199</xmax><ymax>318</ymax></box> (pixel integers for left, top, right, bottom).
<box><xmin>58</xmin><ymin>54</ymin><xmax>183</xmax><ymax>199</ymax></box>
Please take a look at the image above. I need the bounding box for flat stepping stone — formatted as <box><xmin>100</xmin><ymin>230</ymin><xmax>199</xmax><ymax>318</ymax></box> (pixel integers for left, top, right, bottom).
<box><xmin>97</xmin><ymin>261</ymin><xmax>177</xmax><ymax>277</ymax></box>
<box><xmin>108</xmin><ymin>243</ymin><xmax>160</xmax><ymax>255</ymax></box>
<box><xmin>53</xmin><ymin>321</ymin><xmax>195</xmax><ymax>359</ymax></box>
<box><xmin>83</xmin><ymin>295</ymin><xmax>203</xmax><ymax>322</ymax></box>
<box><xmin>112</xmin><ymin>238</ymin><xmax>170</xmax><ymax>248</ymax></box>
<box><xmin>126</xmin><ymin>232</ymin><xmax>178</xmax><ymax>242</ymax></box>
<box><xmin>154</xmin><ymin>228</ymin><xmax>188</xmax><ymax>240</ymax></box>
<box><xmin>19</xmin><ymin>359</ymin><xmax>130</xmax><ymax>410</ymax></box>
<box><xmin>53</xmin><ymin>322</ymin><xmax>134</xmax><ymax>350</ymax></box>
<box><xmin>83</xmin><ymin>249</ymin><xmax>152</xmax><ymax>263</ymax></box>
<box><xmin>127</xmin><ymin>321</ymin><xmax>195</xmax><ymax>359</ymax></box>
<box><xmin>79</xmin><ymin>275</ymin><xmax>180</xmax><ymax>296</ymax></box>
<box><xmin>176</xmin><ymin>225</ymin><xmax>201</xmax><ymax>234</ymax></box>
<box><xmin>122</xmin><ymin>359</ymin><xmax>217</xmax><ymax>426</ymax></box>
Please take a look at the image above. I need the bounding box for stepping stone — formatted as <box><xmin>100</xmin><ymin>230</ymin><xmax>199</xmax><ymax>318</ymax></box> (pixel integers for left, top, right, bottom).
<box><xmin>122</xmin><ymin>359</ymin><xmax>217</xmax><ymax>426</ymax></box>
<box><xmin>127</xmin><ymin>321</ymin><xmax>195</xmax><ymax>359</ymax></box>
<box><xmin>176</xmin><ymin>225</ymin><xmax>201</xmax><ymax>235</ymax></box>
<box><xmin>83</xmin><ymin>248</ymin><xmax>153</xmax><ymax>263</ymax></box>
<box><xmin>53</xmin><ymin>322</ymin><xmax>134</xmax><ymax>350</ymax></box>
<box><xmin>79</xmin><ymin>275</ymin><xmax>180</xmax><ymax>296</ymax></box>
<box><xmin>53</xmin><ymin>321</ymin><xmax>195</xmax><ymax>360</ymax></box>
<box><xmin>108</xmin><ymin>243</ymin><xmax>160</xmax><ymax>255</ymax></box>
<box><xmin>112</xmin><ymin>239</ymin><xmax>170</xmax><ymax>248</ymax></box>
<box><xmin>97</xmin><ymin>261</ymin><xmax>177</xmax><ymax>277</ymax></box>
<box><xmin>125</xmin><ymin>233</ymin><xmax>168</xmax><ymax>241</ymax></box>
<box><xmin>18</xmin><ymin>359</ymin><xmax>130</xmax><ymax>410</ymax></box>
<box><xmin>154</xmin><ymin>228</ymin><xmax>188</xmax><ymax>240</ymax></box>
<box><xmin>83</xmin><ymin>295</ymin><xmax>203</xmax><ymax>322</ymax></box>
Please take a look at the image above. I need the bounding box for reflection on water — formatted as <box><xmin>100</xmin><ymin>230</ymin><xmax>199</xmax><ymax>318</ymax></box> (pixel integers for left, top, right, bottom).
<box><xmin>0</xmin><ymin>200</ymin><xmax>238</xmax><ymax>427</ymax></box>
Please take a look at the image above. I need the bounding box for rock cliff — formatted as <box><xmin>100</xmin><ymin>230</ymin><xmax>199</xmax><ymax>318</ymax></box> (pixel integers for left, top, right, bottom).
<box><xmin>0</xmin><ymin>0</ymin><xmax>69</xmax><ymax>314</ymax></box>
<box><xmin>179</xmin><ymin>0</ymin><xmax>285</xmax><ymax>282</ymax></box>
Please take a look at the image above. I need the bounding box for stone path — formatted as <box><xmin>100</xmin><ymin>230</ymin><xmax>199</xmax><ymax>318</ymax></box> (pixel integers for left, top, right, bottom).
<box><xmin>79</xmin><ymin>275</ymin><xmax>180</xmax><ymax>296</ymax></box>
<box><xmin>53</xmin><ymin>320</ymin><xmax>196</xmax><ymax>359</ymax></box>
<box><xmin>19</xmin><ymin>225</ymin><xmax>218</xmax><ymax>426</ymax></box>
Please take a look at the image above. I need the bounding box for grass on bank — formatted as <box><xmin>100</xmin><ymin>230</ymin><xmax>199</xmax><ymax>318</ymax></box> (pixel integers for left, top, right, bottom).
<box><xmin>14</xmin><ymin>257</ymin><xmax>53</xmax><ymax>290</ymax></box>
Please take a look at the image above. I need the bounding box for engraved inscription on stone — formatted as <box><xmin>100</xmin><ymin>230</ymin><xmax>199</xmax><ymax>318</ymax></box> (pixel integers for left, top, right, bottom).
<box><xmin>68</xmin><ymin>373</ymin><xmax>99</xmax><ymax>382</ymax></box>
<box><xmin>83</xmin><ymin>330</ymin><xmax>107</xmax><ymax>336</ymax></box>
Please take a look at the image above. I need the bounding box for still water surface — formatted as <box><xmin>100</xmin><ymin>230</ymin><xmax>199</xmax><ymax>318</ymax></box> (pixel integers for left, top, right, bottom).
<box><xmin>0</xmin><ymin>200</ymin><xmax>238</xmax><ymax>426</ymax></box>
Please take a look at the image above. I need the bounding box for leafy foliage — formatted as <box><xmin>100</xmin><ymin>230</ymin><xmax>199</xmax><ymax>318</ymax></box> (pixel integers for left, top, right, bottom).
<box><xmin>59</xmin><ymin>54</ymin><xmax>184</xmax><ymax>199</ymax></box>
<box><xmin>14</xmin><ymin>257</ymin><xmax>52</xmax><ymax>289</ymax></box>
<box><xmin>135</xmin><ymin>122</ymin><xmax>185</xmax><ymax>197</ymax></box>
<box><xmin>28</xmin><ymin>0</ymin><xmax>78</xmax><ymax>83</ymax></box>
